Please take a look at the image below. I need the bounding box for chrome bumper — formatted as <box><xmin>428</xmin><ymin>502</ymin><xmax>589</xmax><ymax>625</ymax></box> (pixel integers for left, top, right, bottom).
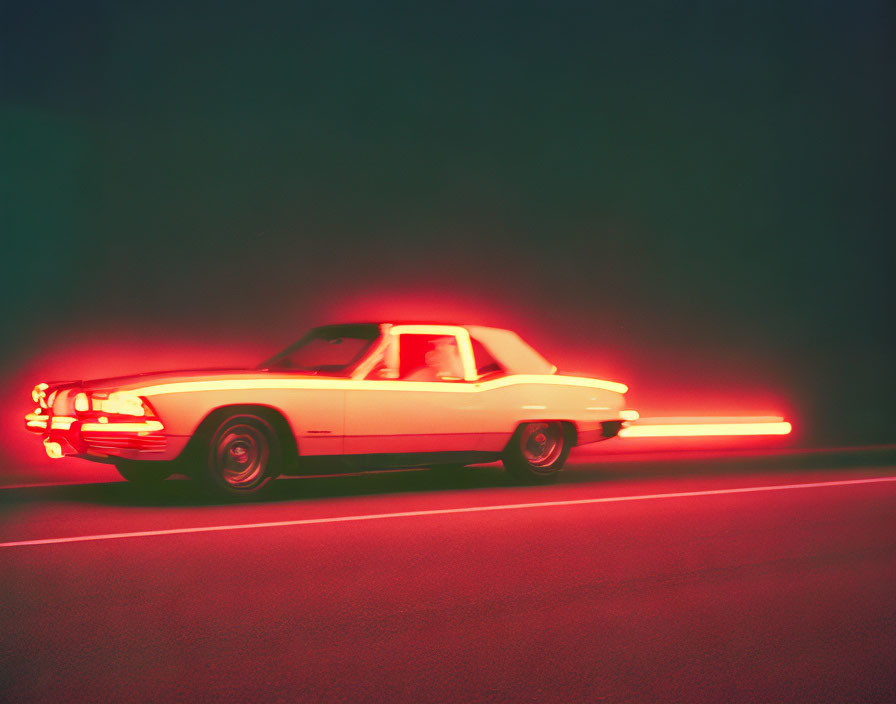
<box><xmin>25</xmin><ymin>411</ymin><xmax>167</xmax><ymax>459</ymax></box>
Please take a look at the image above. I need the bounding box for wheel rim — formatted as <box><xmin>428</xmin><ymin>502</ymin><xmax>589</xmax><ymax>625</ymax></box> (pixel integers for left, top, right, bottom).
<box><xmin>520</xmin><ymin>422</ymin><xmax>564</xmax><ymax>469</ymax></box>
<box><xmin>214</xmin><ymin>423</ymin><xmax>268</xmax><ymax>488</ymax></box>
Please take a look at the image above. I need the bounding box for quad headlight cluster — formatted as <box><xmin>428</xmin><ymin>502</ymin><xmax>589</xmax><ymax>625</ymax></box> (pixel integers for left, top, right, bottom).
<box><xmin>73</xmin><ymin>391</ymin><xmax>153</xmax><ymax>417</ymax></box>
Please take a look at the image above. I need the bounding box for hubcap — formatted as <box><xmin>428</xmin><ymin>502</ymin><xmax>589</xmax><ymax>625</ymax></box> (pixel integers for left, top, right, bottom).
<box><xmin>520</xmin><ymin>422</ymin><xmax>563</xmax><ymax>468</ymax></box>
<box><xmin>215</xmin><ymin>424</ymin><xmax>268</xmax><ymax>488</ymax></box>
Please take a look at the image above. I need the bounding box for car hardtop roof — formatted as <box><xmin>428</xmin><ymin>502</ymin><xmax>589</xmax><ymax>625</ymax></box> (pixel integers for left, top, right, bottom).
<box><xmin>321</xmin><ymin>320</ymin><xmax>475</xmax><ymax>327</ymax></box>
<box><xmin>315</xmin><ymin>321</ymin><xmax>514</xmax><ymax>334</ymax></box>
<box><xmin>329</xmin><ymin>320</ymin><xmax>517</xmax><ymax>328</ymax></box>
<box><xmin>313</xmin><ymin>322</ymin><xmax>555</xmax><ymax>374</ymax></box>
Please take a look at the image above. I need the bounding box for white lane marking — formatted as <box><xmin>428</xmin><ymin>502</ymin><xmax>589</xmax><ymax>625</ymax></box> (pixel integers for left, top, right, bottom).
<box><xmin>2</xmin><ymin>475</ymin><xmax>895</xmax><ymax>549</ymax></box>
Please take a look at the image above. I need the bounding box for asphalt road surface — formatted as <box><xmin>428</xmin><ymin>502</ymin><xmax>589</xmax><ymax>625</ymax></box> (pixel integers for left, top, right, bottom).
<box><xmin>2</xmin><ymin>448</ymin><xmax>895</xmax><ymax>703</ymax></box>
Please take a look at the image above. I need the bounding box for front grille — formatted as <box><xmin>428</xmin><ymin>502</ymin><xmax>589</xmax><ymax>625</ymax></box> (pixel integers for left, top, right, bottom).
<box><xmin>81</xmin><ymin>432</ymin><xmax>166</xmax><ymax>452</ymax></box>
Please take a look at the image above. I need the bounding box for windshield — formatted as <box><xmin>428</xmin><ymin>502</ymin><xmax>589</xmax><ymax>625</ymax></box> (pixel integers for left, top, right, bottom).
<box><xmin>258</xmin><ymin>324</ymin><xmax>380</xmax><ymax>375</ymax></box>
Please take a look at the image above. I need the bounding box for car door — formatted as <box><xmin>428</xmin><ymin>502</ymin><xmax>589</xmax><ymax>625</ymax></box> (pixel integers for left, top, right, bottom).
<box><xmin>343</xmin><ymin>328</ymin><xmax>483</xmax><ymax>455</ymax></box>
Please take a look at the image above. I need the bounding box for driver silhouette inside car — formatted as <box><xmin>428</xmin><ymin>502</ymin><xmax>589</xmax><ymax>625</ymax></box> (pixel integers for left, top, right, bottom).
<box><xmin>403</xmin><ymin>337</ymin><xmax>465</xmax><ymax>381</ymax></box>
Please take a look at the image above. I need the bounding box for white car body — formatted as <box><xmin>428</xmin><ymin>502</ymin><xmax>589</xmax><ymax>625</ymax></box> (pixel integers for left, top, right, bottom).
<box><xmin>26</xmin><ymin>323</ymin><xmax>634</xmax><ymax>474</ymax></box>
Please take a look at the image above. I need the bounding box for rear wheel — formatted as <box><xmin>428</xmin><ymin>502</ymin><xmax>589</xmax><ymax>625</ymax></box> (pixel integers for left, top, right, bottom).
<box><xmin>198</xmin><ymin>414</ymin><xmax>280</xmax><ymax>498</ymax></box>
<box><xmin>114</xmin><ymin>459</ymin><xmax>172</xmax><ymax>486</ymax></box>
<box><xmin>502</xmin><ymin>421</ymin><xmax>571</xmax><ymax>484</ymax></box>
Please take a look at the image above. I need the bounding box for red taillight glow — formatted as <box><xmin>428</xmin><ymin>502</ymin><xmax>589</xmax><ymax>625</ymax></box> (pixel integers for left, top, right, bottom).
<box><xmin>619</xmin><ymin>416</ymin><xmax>792</xmax><ymax>438</ymax></box>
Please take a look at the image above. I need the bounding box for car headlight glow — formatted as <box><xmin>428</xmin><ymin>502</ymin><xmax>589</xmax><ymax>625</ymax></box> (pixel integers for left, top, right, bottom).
<box><xmin>98</xmin><ymin>391</ymin><xmax>148</xmax><ymax>417</ymax></box>
<box><xmin>32</xmin><ymin>382</ymin><xmax>49</xmax><ymax>406</ymax></box>
<box><xmin>74</xmin><ymin>393</ymin><xmax>89</xmax><ymax>413</ymax></box>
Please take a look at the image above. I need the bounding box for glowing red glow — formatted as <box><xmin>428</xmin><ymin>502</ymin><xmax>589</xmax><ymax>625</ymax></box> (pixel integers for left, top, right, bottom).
<box><xmin>43</xmin><ymin>440</ymin><xmax>63</xmax><ymax>459</ymax></box>
<box><xmin>8</xmin><ymin>309</ymin><xmax>800</xmax><ymax>474</ymax></box>
<box><xmin>31</xmin><ymin>383</ymin><xmax>48</xmax><ymax>405</ymax></box>
<box><xmin>25</xmin><ymin>412</ymin><xmax>47</xmax><ymax>430</ymax></box>
<box><xmin>620</xmin><ymin>417</ymin><xmax>792</xmax><ymax>438</ymax></box>
<box><xmin>91</xmin><ymin>391</ymin><xmax>149</xmax><ymax>417</ymax></box>
<box><xmin>5</xmin><ymin>332</ymin><xmax>266</xmax><ymax>469</ymax></box>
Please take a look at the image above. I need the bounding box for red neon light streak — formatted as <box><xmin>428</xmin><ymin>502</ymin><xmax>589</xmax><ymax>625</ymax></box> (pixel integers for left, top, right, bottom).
<box><xmin>619</xmin><ymin>417</ymin><xmax>792</xmax><ymax>438</ymax></box>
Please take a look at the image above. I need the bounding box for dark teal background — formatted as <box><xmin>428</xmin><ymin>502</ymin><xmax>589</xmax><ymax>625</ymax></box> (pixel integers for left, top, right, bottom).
<box><xmin>2</xmin><ymin>1</ymin><xmax>893</xmax><ymax>445</ymax></box>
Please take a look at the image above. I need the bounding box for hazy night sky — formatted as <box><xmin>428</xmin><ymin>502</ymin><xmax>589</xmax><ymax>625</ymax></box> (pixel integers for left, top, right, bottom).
<box><xmin>2</xmin><ymin>1</ymin><xmax>893</xmax><ymax>463</ymax></box>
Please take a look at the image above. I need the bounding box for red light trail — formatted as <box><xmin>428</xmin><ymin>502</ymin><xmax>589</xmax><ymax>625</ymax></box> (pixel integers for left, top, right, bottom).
<box><xmin>620</xmin><ymin>416</ymin><xmax>792</xmax><ymax>438</ymax></box>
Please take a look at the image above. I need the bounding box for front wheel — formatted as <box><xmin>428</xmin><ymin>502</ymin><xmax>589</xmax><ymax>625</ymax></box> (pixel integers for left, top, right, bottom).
<box><xmin>502</xmin><ymin>422</ymin><xmax>571</xmax><ymax>484</ymax></box>
<box><xmin>114</xmin><ymin>459</ymin><xmax>173</xmax><ymax>486</ymax></box>
<box><xmin>197</xmin><ymin>414</ymin><xmax>280</xmax><ymax>498</ymax></box>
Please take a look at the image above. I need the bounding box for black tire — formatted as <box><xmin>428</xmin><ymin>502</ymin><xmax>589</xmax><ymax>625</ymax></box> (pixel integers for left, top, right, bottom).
<box><xmin>197</xmin><ymin>414</ymin><xmax>280</xmax><ymax>498</ymax></box>
<box><xmin>114</xmin><ymin>459</ymin><xmax>173</xmax><ymax>486</ymax></box>
<box><xmin>502</xmin><ymin>421</ymin><xmax>571</xmax><ymax>484</ymax></box>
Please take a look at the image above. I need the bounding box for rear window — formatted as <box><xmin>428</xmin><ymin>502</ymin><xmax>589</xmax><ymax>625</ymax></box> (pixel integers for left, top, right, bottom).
<box><xmin>470</xmin><ymin>338</ymin><xmax>503</xmax><ymax>376</ymax></box>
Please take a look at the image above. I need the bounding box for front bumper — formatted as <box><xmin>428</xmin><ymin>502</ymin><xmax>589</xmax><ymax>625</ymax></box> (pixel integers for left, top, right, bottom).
<box><xmin>25</xmin><ymin>411</ymin><xmax>167</xmax><ymax>459</ymax></box>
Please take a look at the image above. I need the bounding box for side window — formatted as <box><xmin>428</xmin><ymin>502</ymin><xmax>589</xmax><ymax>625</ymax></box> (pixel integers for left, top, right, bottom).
<box><xmin>397</xmin><ymin>334</ymin><xmax>464</xmax><ymax>381</ymax></box>
<box><xmin>470</xmin><ymin>338</ymin><xmax>504</xmax><ymax>377</ymax></box>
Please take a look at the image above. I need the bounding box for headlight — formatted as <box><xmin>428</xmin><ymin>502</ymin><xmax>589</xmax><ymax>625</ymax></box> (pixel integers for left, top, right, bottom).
<box><xmin>32</xmin><ymin>382</ymin><xmax>49</xmax><ymax>406</ymax></box>
<box><xmin>75</xmin><ymin>391</ymin><xmax>153</xmax><ymax>417</ymax></box>
<box><xmin>98</xmin><ymin>391</ymin><xmax>148</xmax><ymax>417</ymax></box>
<box><xmin>74</xmin><ymin>393</ymin><xmax>90</xmax><ymax>412</ymax></box>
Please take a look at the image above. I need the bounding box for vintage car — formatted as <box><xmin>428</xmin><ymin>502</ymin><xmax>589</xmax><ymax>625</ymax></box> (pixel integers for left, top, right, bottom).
<box><xmin>25</xmin><ymin>323</ymin><xmax>637</xmax><ymax>496</ymax></box>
